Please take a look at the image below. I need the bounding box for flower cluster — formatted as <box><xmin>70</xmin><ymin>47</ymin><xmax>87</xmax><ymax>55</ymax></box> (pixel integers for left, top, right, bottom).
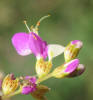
<box><xmin>0</xmin><ymin>15</ymin><xmax>85</xmax><ymax>100</ymax></box>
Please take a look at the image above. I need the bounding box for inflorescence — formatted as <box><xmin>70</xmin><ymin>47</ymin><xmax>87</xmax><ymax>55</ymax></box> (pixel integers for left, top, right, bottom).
<box><xmin>0</xmin><ymin>15</ymin><xmax>85</xmax><ymax>100</ymax></box>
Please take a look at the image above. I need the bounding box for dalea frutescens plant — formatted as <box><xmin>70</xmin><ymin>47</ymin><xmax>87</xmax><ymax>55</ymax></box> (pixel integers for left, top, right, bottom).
<box><xmin>0</xmin><ymin>15</ymin><xmax>85</xmax><ymax>100</ymax></box>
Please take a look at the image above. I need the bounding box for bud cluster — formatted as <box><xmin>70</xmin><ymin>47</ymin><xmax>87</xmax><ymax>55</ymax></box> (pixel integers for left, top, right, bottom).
<box><xmin>52</xmin><ymin>40</ymin><xmax>85</xmax><ymax>78</ymax></box>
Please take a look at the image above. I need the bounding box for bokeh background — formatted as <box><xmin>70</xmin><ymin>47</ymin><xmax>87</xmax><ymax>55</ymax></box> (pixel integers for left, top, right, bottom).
<box><xmin>0</xmin><ymin>0</ymin><xmax>93</xmax><ymax>100</ymax></box>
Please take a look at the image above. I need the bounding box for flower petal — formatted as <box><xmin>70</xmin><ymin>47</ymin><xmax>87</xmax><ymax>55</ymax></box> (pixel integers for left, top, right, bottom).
<box><xmin>29</xmin><ymin>32</ymin><xmax>48</xmax><ymax>59</ymax></box>
<box><xmin>22</xmin><ymin>86</ymin><xmax>32</xmax><ymax>95</ymax></box>
<box><xmin>48</xmin><ymin>44</ymin><xmax>65</xmax><ymax>59</ymax></box>
<box><xmin>12</xmin><ymin>32</ymin><xmax>32</xmax><ymax>56</ymax></box>
<box><xmin>64</xmin><ymin>59</ymin><xmax>79</xmax><ymax>73</ymax></box>
<box><xmin>71</xmin><ymin>40</ymin><xmax>83</xmax><ymax>48</ymax></box>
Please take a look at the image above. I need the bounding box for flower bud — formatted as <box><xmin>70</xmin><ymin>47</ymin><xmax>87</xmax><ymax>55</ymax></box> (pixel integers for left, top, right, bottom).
<box><xmin>64</xmin><ymin>40</ymin><xmax>83</xmax><ymax>62</ymax></box>
<box><xmin>36</xmin><ymin>58</ymin><xmax>52</xmax><ymax>78</ymax></box>
<box><xmin>52</xmin><ymin>59</ymin><xmax>79</xmax><ymax>78</ymax></box>
<box><xmin>31</xmin><ymin>84</ymin><xmax>50</xmax><ymax>100</ymax></box>
<box><xmin>68</xmin><ymin>64</ymin><xmax>85</xmax><ymax>77</ymax></box>
<box><xmin>2</xmin><ymin>74</ymin><xmax>19</xmax><ymax>95</ymax></box>
<box><xmin>21</xmin><ymin>77</ymin><xmax>37</xmax><ymax>95</ymax></box>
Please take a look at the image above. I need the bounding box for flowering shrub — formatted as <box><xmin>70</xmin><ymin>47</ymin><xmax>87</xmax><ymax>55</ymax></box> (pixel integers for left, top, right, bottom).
<box><xmin>0</xmin><ymin>15</ymin><xmax>85</xmax><ymax>100</ymax></box>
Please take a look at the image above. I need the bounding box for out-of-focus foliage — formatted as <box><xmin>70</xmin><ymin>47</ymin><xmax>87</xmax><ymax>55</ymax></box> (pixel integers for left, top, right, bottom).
<box><xmin>0</xmin><ymin>0</ymin><xmax>93</xmax><ymax>100</ymax></box>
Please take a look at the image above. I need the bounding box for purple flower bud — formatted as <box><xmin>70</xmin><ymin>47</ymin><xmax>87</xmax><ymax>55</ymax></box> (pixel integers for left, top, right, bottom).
<box><xmin>69</xmin><ymin>64</ymin><xmax>85</xmax><ymax>77</ymax></box>
<box><xmin>52</xmin><ymin>59</ymin><xmax>79</xmax><ymax>78</ymax></box>
<box><xmin>21</xmin><ymin>76</ymin><xmax>37</xmax><ymax>95</ymax></box>
<box><xmin>77</xmin><ymin>64</ymin><xmax>85</xmax><ymax>75</ymax></box>
<box><xmin>22</xmin><ymin>85</ymin><xmax>36</xmax><ymax>95</ymax></box>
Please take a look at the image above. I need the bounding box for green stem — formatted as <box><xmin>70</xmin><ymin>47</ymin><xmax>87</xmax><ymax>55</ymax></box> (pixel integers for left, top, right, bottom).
<box><xmin>36</xmin><ymin>73</ymin><xmax>53</xmax><ymax>84</ymax></box>
<box><xmin>2</xmin><ymin>88</ymin><xmax>21</xmax><ymax>99</ymax></box>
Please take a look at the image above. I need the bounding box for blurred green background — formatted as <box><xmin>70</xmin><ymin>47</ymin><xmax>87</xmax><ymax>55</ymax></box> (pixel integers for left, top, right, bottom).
<box><xmin>0</xmin><ymin>0</ymin><xmax>93</xmax><ymax>100</ymax></box>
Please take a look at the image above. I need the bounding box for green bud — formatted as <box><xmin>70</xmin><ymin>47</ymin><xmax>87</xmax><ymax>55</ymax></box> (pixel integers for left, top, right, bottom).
<box><xmin>36</xmin><ymin>58</ymin><xmax>52</xmax><ymax>78</ymax></box>
<box><xmin>64</xmin><ymin>40</ymin><xmax>83</xmax><ymax>62</ymax></box>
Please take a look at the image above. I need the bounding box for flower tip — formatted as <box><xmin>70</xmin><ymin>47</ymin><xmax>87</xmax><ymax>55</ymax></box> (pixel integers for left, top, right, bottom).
<box><xmin>68</xmin><ymin>64</ymin><xmax>85</xmax><ymax>77</ymax></box>
<box><xmin>76</xmin><ymin>64</ymin><xmax>85</xmax><ymax>75</ymax></box>
<box><xmin>64</xmin><ymin>40</ymin><xmax>83</xmax><ymax>62</ymax></box>
<box><xmin>71</xmin><ymin>40</ymin><xmax>83</xmax><ymax>48</ymax></box>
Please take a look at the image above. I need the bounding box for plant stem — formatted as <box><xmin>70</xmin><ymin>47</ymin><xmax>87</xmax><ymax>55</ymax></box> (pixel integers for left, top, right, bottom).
<box><xmin>36</xmin><ymin>73</ymin><xmax>53</xmax><ymax>84</ymax></box>
<box><xmin>2</xmin><ymin>88</ymin><xmax>21</xmax><ymax>99</ymax></box>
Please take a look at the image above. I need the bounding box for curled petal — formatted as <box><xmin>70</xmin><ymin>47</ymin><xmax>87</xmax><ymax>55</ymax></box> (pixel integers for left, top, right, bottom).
<box><xmin>12</xmin><ymin>32</ymin><xmax>32</xmax><ymax>56</ymax></box>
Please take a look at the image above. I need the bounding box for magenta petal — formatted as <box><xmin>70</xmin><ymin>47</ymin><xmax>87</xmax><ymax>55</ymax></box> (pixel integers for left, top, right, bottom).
<box><xmin>41</xmin><ymin>41</ymin><xmax>48</xmax><ymax>59</ymax></box>
<box><xmin>71</xmin><ymin>40</ymin><xmax>81</xmax><ymax>44</ymax></box>
<box><xmin>22</xmin><ymin>86</ymin><xmax>32</xmax><ymax>95</ymax></box>
<box><xmin>64</xmin><ymin>59</ymin><xmax>79</xmax><ymax>73</ymax></box>
<box><xmin>29</xmin><ymin>32</ymin><xmax>48</xmax><ymax>59</ymax></box>
<box><xmin>0</xmin><ymin>80</ymin><xmax>2</xmax><ymax>90</ymax></box>
<box><xmin>25</xmin><ymin>76</ymin><xmax>32</xmax><ymax>80</ymax></box>
<box><xmin>25</xmin><ymin>76</ymin><xmax>37</xmax><ymax>84</ymax></box>
<box><xmin>22</xmin><ymin>84</ymin><xmax>36</xmax><ymax>95</ymax></box>
<box><xmin>12</xmin><ymin>33</ymin><xmax>32</xmax><ymax>56</ymax></box>
<box><xmin>29</xmin><ymin>77</ymin><xmax>36</xmax><ymax>84</ymax></box>
<box><xmin>71</xmin><ymin>40</ymin><xmax>83</xmax><ymax>48</ymax></box>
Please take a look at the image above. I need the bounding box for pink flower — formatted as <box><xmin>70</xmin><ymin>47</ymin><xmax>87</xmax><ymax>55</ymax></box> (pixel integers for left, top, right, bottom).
<box><xmin>12</xmin><ymin>32</ymin><xmax>48</xmax><ymax>59</ymax></box>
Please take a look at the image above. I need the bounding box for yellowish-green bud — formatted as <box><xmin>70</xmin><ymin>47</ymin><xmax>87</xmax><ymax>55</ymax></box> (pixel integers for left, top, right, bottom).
<box><xmin>52</xmin><ymin>65</ymin><xmax>68</xmax><ymax>78</ymax></box>
<box><xmin>36</xmin><ymin>58</ymin><xmax>52</xmax><ymax>78</ymax></box>
<box><xmin>64</xmin><ymin>40</ymin><xmax>83</xmax><ymax>62</ymax></box>
<box><xmin>52</xmin><ymin>59</ymin><xmax>79</xmax><ymax>78</ymax></box>
<box><xmin>2</xmin><ymin>74</ymin><xmax>19</xmax><ymax>95</ymax></box>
